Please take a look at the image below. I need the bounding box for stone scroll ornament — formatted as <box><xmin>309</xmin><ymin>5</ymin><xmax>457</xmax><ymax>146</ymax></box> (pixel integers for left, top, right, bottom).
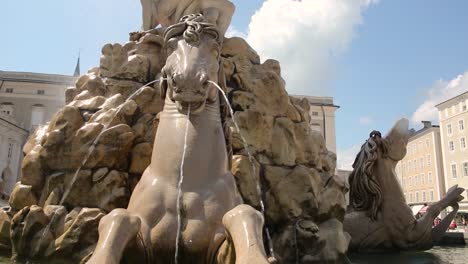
<box><xmin>344</xmin><ymin>118</ymin><xmax>465</xmax><ymax>251</ymax></box>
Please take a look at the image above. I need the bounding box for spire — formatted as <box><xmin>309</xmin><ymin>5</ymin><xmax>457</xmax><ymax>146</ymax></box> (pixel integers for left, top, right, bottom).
<box><xmin>73</xmin><ymin>51</ymin><xmax>80</xmax><ymax>77</ymax></box>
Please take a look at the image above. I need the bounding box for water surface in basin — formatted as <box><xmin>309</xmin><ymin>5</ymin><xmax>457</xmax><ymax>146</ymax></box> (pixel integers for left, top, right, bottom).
<box><xmin>349</xmin><ymin>246</ymin><xmax>468</xmax><ymax>264</ymax></box>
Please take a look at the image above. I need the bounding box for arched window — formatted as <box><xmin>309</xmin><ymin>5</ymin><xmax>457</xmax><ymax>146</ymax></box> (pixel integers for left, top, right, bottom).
<box><xmin>0</xmin><ymin>102</ymin><xmax>14</xmax><ymax>116</ymax></box>
<box><xmin>31</xmin><ymin>104</ymin><xmax>46</xmax><ymax>131</ymax></box>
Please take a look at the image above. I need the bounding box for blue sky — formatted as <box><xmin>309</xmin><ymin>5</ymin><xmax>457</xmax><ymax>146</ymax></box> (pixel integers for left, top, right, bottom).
<box><xmin>1</xmin><ymin>0</ymin><xmax>468</xmax><ymax>168</ymax></box>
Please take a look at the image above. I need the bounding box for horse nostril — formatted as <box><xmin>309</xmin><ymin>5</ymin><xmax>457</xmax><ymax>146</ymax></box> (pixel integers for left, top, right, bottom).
<box><xmin>200</xmin><ymin>74</ymin><xmax>209</xmax><ymax>85</ymax></box>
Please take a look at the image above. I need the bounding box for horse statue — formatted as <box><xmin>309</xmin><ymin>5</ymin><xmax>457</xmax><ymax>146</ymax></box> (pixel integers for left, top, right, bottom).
<box><xmin>87</xmin><ymin>14</ymin><xmax>270</xmax><ymax>264</ymax></box>
<box><xmin>344</xmin><ymin>118</ymin><xmax>465</xmax><ymax>252</ymax></box>
<box><xmin>140</xmin><ymin>0</ymin><xmax>235</xmax><ymax>36</ymax></box>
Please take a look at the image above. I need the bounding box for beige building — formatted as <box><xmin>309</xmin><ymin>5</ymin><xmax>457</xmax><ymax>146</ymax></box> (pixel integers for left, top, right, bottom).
<box><xmin>436</xmin><ymin>91</ymin><xmax>468</xmax><ymax>213</ymax></box>
<box><xmin>0</xmin><ymin>71</ymin><xmax>75</xmax><ymax>195</ymax></box>
<box><xmin>396</xmin><ymin>121</ymin><xmax>446</xmax><ymax>205</ymax></box>
<box><xmin>294</xmin><ymin>96</ymin><xmax>339</xmax><ymax>154</ymax></box>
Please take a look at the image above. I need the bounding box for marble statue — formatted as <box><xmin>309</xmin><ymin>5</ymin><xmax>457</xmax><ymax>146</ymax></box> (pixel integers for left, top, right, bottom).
<box><xmin>344</xmin><ymin>118</ymin><xmax>465</xmax><ymax>251</ymax></box>
<box><xmin>87</xmin><ymin>14</ymin><xmax>270</xmax><ymax>264</ymax></box>
<box><xmin>140</xmin><ymin>0</ymin><xmax>235</xmax><ymax>36</ymax></box>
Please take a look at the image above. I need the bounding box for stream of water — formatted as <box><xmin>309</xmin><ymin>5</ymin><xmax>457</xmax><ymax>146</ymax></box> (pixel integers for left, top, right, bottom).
<box><xmin>174</xmin><ymin>105</ymin><xmax>191</xmax><ymax>264</ymax></box>
<box><xmin>33</xmin><ymin>78</ymin><xmax>164</xmax><ymax>257</ymax></box>
<box><xmin>210</xmin><ymin>81</ymin><xmax>276</xmax><ymax>259</ymax></box>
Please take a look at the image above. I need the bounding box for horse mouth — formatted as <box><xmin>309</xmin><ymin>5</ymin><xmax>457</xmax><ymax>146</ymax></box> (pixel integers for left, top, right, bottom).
<box><xmin>176</xmin><ymin>101</ymin><xmax>206</xmax><ymax>114</ymax></box>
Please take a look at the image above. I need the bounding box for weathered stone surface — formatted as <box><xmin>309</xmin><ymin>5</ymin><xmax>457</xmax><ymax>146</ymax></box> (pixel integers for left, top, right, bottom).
<box><xmin>45</xmin><ymin>208</ymin><xmax>105</xmax><ymax>262</ymax></box>
<box><xmin>222</xmin><ymin>37</ymin><xmax>260</xmax><ymax>64</ymax></box>
<box><xmin>75</xmin><ymin>73</ymin><xmax>105</xmax><ymax>97</ymax></box>
<box><xmin>129</xmin><ymin>143</ymin><xmax>152</xmax><ymax>174</ymax></box>
<box><xmin>0</xmin><ymin>210</ymin><xmax>11</xmax><ymax>251</ymax></box>
<box><xmin>21</xmin><ymin>145</ymin><xmax>44</xmax><ymax>190</ymax></box>
<box><xmin>231</xmin><ymin>155</ymin><xmax>261</xmax><ymax>208</ymax></box>
<box><xmin>307</xmin><ymin>219</ymin><xmax>350</xmax><ymax>263</ymax></box>
<box><xmin>69</xmin><ymin>96</ymin><xmax>106</xmax><ymax>111</ymax></box>
<box><xmin>9</xmin><ymin>183</ymin><xmax>38</xmax><ymax>211</ymax></box>
<box><xmin>10</xmin><ymin>205</ymin><xmax>104</xmax><ymax>263</ymax></box>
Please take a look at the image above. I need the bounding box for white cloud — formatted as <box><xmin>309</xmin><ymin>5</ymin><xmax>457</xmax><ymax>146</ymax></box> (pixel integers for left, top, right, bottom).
<box><xmin>411</xmin><ymin>72</ymin><xmax>468</xmax><ymax>124</ymax></box>
<box><xmin>246</xmin><ymin>0</ymin><xmax>378</xmax><ymax>96</ymax></box>
<box><xmin>337</xmin><ymin>145</ymin><xmax>362</xmax><ymax>171</ymax></box>
<box><xmin>359</xmin><ymin>116</ymin><xmax>373</xmax><ymax>125</ymax></box>
<box><xmin>226</xmin><ymin>25</ymin><xmax>247</xmax><ymax>39</ymax></box>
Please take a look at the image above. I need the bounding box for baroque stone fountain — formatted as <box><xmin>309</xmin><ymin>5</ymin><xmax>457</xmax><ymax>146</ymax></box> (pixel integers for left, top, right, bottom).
<box><xmin>0</xmin><ymin>1</ymin><xmax>463</xmax><ymax>264</ymax></box>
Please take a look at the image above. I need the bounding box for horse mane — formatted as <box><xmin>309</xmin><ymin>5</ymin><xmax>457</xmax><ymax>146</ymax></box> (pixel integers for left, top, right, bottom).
<box><xmin>349</xmin><ymin>131</ymin><xmax>388</xmax><ymax>221</ymax></box>
<box><xmin>161</xmin><ymin>14</ymin><xmax>232</xmax><ymax>168</ymax></box>
<box><xmin>163</xmin><ymin>14</ymin><xmax>221</xmax><ymax>45</ymax></box>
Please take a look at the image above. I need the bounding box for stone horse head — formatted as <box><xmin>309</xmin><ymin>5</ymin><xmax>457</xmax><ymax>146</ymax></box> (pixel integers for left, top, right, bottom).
<box><xmin>160</xmin><ymin>14</ymin><xmax>225</xmax><ymax>115</ymax></box>
<box><xmin>346</xmin><ymin>118</ymin><xmax>465</xmax><ymax>251</ymax></box>
<box><xmin>348</xmin><ymin>118</ymin><xmax>410</xmax><ymax>220</ymax></box>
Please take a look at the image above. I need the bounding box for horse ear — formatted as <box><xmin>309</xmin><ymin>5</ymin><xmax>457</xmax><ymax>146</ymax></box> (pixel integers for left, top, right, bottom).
<box><xmin>160</xmin><ymin>69</ymin><xmax>168</xmax><ymax>100</ymax></box>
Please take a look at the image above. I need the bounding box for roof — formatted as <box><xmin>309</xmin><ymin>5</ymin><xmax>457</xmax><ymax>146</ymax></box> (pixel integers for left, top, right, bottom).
<box><xmin>409</xmin><ymin>125</ymin><xmax>439</xmax><ymax>141</ymax></box>
<box><xmin>435</xmin><ymin>91</ymin><xmax>468</xmax><ymax>109</ymax></box>
<box><xmin>0</xmin><ymin>70</ymin><xmax>75</xmax><ymax>86</ymax></box>
<box><xmin>292</xmin><ymin>95</ymin><xmax>340</xmax><ymax>108</ymax></box>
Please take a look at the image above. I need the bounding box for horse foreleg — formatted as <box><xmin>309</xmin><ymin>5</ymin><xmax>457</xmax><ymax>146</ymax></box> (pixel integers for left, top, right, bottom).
<box><xmin>86</xmin><ymin>209</ymin><xmax>142</xmax><ymax>264</ymax></box>
<box><xmin>222</xmin><ymin>204</ymin><xmax>270</xmax><ymax>264</ymax></box>
<box><xmin>404</xmin><ymin>185</ymin><xmax>464</xmax><ymax>248</ymax></box>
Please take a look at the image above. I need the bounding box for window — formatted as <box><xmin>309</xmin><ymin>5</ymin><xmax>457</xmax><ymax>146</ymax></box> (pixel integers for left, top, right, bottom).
<box><xmin>409</xmin><ymin>176</ymin><xmax>412</xmax><ymax>186</ymax></box>
<box><xmin>422</xmin><ymin>191</ymin><xmax>426</xmax><ymax>202</ymax></box>
<box><xmin>463</xmin><ymin>103</ymin><xmax>467</xmax><ymax>111</ymax></box>
<box><xmin>402</xmin><ymin>177</ymin><xmax>406</xmax><ymax>186</ymax></box>
<box><xmin>421</xmin><ymin>173</ymin><xmax>425</xmax><ymax>185</ymax></box>
<box><xmin>420</xmin><ymin>157</ymin><xmax>424</xmax><ymax>169</ymax></box>
<box><xmin>415</xmin><ymin>175</ymin><xmax>418</xmax><ymax>186</ymax></box>
<box><xmin>416</xmin><ymin>192</ymin><xmax>419</xmax><ymax>202</ymax></box>
<box><xmin>427</xmin><ymin>154</ymin><xmax>431</xmax><ymax>167</ymax></box>
<box><xmin>37</xmin><ymin>89</ymin><xmax>45</xmax><ymax>95</ymax></box>
<box><xmin>449</xmin><ymin>141</ymin><xmax>455</xmax><ymax>152</ymax></box>
<box><xmin>413</xmin><ymin>160</ymin><xmax>417</xmax><ymax>171</ymax></box>
<box><xmin>463</xmin><ymin>162</ymin><xmax>468</xmax><ymax>177</ymax></box>
<box><xmin>410</xmin><ymin>193</ymin><xmax>414</xmax><ymax>203</ymax></box>
<box><xmin>428</xmin><ymin>172</ymin><xmax>433</xmax><ymax>183</ymax></box>
<box><xmin>426</xmin><ymin>139</ymin><xmax>430</xmax><ymax>148</ymax></box>
<box><xmin>5</xmin><ymin>88</ymin><xmax>13</xmax><ymax>93</ymax></box>
<box><xmin>403</xmin><ymin>163</ymin><xmax>406</xmax><ymax>173</ymax></box>
<box><xmin>447</xmin><ymin>124</ymin><xmax>453</xmax><ymax>135</ymax></box>
<box><xmin>460</xmin><ymin>120</ymin><xmax>465</xmax><ymax>131</ymax></box>
<box><xmin>408</xmin><ymin>161</ymin><xmax>412</xmax><ymax>172</ymax></box>
<box><xmin>430</xmin><ymin>190</ymin><xmax>434</xmax><ymax>201</ymax></box>
<box><xmin>311</xmin><ymin>111</ymin><xmax>319</xmax><ymax>116</ymax></box>
<box><xmin>461</xmin><ymin>137</ymin><xmax>466</xmax><ymax>149</ymax></box>
<box><xmin>452</xmin><ymin>164</ymin><xmax>457</xmax><ymax>178</ymax></box>
<box><xmin>418</xmin><ymin>142</ymin><xmax>423</xmax><ymax>152</ymax></box>
<box><xmin>7</xmin><ymin>143</ymin><xmax>13</xmax><ymax>159</ymax></box>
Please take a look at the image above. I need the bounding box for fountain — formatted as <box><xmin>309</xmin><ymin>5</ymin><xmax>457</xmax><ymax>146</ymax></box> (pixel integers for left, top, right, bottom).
<box><xmin>0</xmin><ymin>1</ymin><xmax>464</xmax><ymax>264</ymax></box>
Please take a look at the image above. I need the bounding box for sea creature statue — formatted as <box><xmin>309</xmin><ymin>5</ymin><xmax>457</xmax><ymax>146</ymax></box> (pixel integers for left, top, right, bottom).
<box><xmin>344</xmin><ymin>118</ymin><xmax>465</xmax><ymax>251</ymax></box>
<box><xmin>140</xmin><ymin>0</ymin><xmax>235</xmax><ymax>36</ymax></box>
<box><xmin>87</xmin><ymin>14</ymin><xmax>270</xmax><ymax>264</ymax></box>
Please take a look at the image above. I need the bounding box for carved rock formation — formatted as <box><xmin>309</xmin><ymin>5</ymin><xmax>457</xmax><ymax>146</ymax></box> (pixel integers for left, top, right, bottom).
<box><xmin>0</xmin><ymin>31</ymin><xmax>348</xmax><ymax>263</ymax></box>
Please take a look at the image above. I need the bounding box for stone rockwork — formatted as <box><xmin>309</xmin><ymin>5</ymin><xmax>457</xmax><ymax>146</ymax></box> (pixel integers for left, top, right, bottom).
<box><xmin>0</xmin><ymin>30</ymin><xmax>348</xmax><ymax>263</ymax></box>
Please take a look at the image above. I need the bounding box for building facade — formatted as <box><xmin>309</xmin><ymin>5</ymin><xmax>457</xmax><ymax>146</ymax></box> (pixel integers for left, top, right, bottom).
<box><xmin>396</xmin><ymin>121</ymin><xmax>446</xmax><ymax>205</ymax></box>
<box><xmin>294</xmin><ymin>96</ymin><xmax>340</xmax><ymax>154</ymax></box>
<box><xmin>436</xmin><ymin>91</ymin><xmax>468</xmax><ymax>213</ymax></box>
<box><xmin>0</xmin><ymin>71</ymin><xmax>74</xmax><ymax>195</ymax></box>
